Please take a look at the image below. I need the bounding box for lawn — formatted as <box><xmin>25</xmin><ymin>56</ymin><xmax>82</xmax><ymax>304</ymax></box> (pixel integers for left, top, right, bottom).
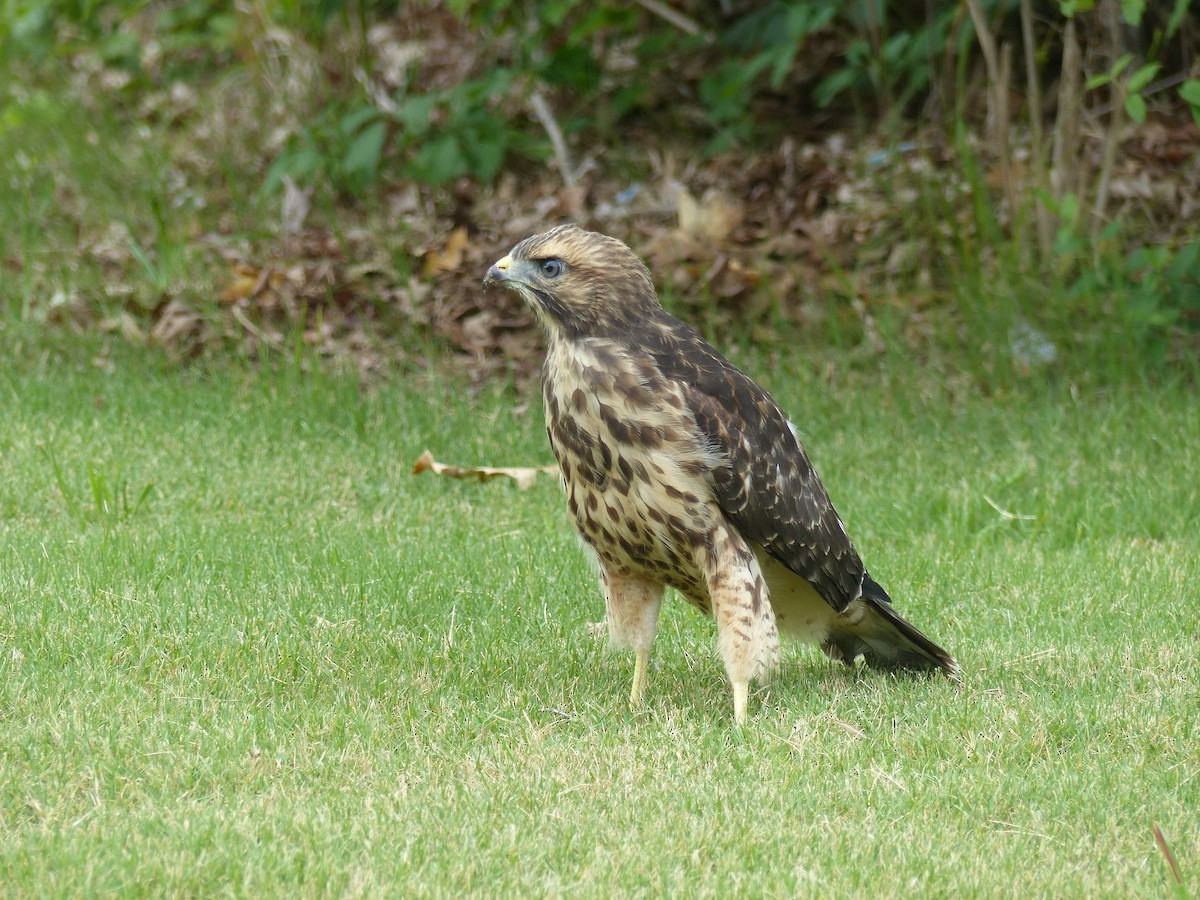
<box><xmin>0</xmin><ymin>337</ymin><xmax>1195</xmax><ymax>896</ymax></box>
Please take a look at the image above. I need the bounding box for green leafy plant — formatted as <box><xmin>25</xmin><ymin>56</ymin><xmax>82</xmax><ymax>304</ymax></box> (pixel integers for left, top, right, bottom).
<box><xmin>1084</xmin><ymin>54</ymin><xmax>1159</xmax><ymax>124</ymax></box>
<box><xmin>1180</xmin><ymin>79</ymin><xmax>1200</xmax><ymax>125</ymax></box>
<box><xmin>2</xmin><ymin>0</ymin><xmax>238</xmax><ymax>77</ymax></box>
<box><xmin>394</xmin><ymin>68</ymin><xmax>523</xmax><ymax>186</ymax></box>
<box><xmin>698</xmin><ymin>2</ymin><xmax>836</xmax><ymax>150</ymax></box>
<box><xmin>815</xmin><ymin>2</ymin><xmax>957</xmax><ymax>116</ymax></box>
<box><xmin>264</xmin><ymin>66</ymin><xmax>532</xmax><ymax>194</ymax></box>
<box><xmin>1045</xmin><ymin>192</ymin><xmax>1200</xmax><ymax>358</ymax></box>
<box><xmin>695</xmin><ymin>0</ymin><xmax>960</xmax><ymax>149</ymax></box>
<box><xmin>263</xmin><ymin>103</ymin><xmax>392</xmax><ymax>196</ymax></box>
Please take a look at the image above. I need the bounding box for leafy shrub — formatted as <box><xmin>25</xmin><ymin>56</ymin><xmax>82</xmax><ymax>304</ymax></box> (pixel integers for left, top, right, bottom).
<box><xmin>2</xmin><ymin>0</ymin><xmax>238</xmax><ymax>72</ymax></box>
<box><xmin>1041</xmin><ymin>187</ymin><xmax>1200</xmax><ymax>359</ymax></box>
<box><xmin>264</xmin><ymin>66</ymin><xmax>539</xmax><ymax>195</ymax></box>
<box><xmin>813</xmin><ymin>3</ymin><xmax>959</xmax><ymax>115</ymax></box>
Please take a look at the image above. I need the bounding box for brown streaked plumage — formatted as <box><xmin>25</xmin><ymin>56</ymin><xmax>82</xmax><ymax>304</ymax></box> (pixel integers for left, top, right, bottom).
<box><xmin>485</xmin><ymin>224</ymin><xmax>959</xmax><ymax>723</ymax></box>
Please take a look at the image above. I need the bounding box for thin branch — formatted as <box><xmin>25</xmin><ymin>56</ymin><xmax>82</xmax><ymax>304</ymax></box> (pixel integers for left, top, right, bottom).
<box><xmin>529</xmin><ymin>89</ymin><xmax>577</xmax><ymax>190</ymax></box>
<box><xmin>1051</xmin><ymin>18</ymin><xmax>1084</xmax><ymax>211</ymax></box>
<box><xmin>999</xmin><ymin>43</ymin><xmax>1016</xmax><ymax>215</ymax></box>
<box><xmin>964</xmin><ymin>0</ymin><xmax>1016</xmax><ymax>218</ymax></box>
<box><xmin>964</xmin><ymin>0</ymin><xmax>1001</xmax><ymax>122</ymax></box>
<box><xmin>1090</xmin><ymin>2</ymin><xmax>1124</xmax><ymax>235</ymax></box>
<box><xmin>633</xmin><ymin>0</ymin><xmax>714</xmax><ymax>43</ymax></box>
<box><xmin>1019</xmin><ymin>0</ymin><xmax>1052</xmax><ymax>261</ymax></box>
<box><xmin>862</xmin><ymin>0</ymin><xmax>891</xmax><ymax>118</ymax></box>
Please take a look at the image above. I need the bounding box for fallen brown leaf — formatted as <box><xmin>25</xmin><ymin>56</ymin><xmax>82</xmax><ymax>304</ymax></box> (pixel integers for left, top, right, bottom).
<box><xmin>149</xmin><ymin>299</ymin><xmax>208</xmax><ymax>357</ymax></box>
<box><xmin>422</xmin><ymin>226</ymin><xmax>470</xmax><ymax>276</ymax></box>
<box><xmin>677</xmin><ymin>188</ymin><xmax>743</xmax><ymax>243</ymax></box>
<box><xmin>220</xmin><ymin>263</ymin><xmax>274</xmax><ymax>304</ymax></box>
<box><xmin>412</xmin><ymin>449</ymin><xmax>557</xmax><ymax>490</ymax></box>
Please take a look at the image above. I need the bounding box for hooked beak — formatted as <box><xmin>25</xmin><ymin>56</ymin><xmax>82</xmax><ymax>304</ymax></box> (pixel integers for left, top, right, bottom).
<box><xmin>483</xmin><ymin>254</ymin><xmax>513</xmax><ymax>288</ymax></box>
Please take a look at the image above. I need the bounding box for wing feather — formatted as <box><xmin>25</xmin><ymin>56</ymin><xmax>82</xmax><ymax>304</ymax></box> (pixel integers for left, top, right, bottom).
<box><xmin>640</xmin><ymin>311</ymin><xmax>864</xmax><ymax>612</ymax></box>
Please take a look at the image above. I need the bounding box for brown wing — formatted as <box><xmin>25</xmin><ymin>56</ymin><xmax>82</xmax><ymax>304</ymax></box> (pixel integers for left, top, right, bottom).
<box><xmin>639</xmin><ymin>311</ymin><xmax>865</xmax><ymax>613</ymax></box>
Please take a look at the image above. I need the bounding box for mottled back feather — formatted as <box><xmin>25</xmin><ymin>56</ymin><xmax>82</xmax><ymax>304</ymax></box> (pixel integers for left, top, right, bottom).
<box><xmin>634</xmin><ymin>308</ymin><xmax>865</xmax><ymax>612</ymax></box>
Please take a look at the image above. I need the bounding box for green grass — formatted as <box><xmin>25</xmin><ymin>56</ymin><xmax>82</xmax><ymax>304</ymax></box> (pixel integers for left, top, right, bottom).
<box><xmin>1</xmin><ymin>337</ymin><xmax>1196</xmax><ymax>896</ymax></box>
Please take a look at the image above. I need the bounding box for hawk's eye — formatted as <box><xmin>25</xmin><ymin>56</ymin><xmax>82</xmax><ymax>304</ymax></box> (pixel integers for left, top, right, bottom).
<box><xmin>540</xmin><ymin>258</ymin><xmax>564</xmax><ymax>278</ymax></box>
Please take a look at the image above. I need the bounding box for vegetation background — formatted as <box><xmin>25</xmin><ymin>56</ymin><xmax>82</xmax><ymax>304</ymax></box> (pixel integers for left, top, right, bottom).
<box><xmin>1</xmin><ymin>0</ymin><xmax>1198</xmax><ymax>895</ymax></box>
<box><xmin>2</xmin><ymin>0</ymin><xmax>1197</xmax><ymax>379</ymax></box>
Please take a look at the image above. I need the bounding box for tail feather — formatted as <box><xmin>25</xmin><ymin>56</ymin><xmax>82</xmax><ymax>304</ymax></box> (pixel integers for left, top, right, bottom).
<box><xmin>821</xmin><ymin>574</ymin><xmax>960</xmax><ymax>680</ymax></box>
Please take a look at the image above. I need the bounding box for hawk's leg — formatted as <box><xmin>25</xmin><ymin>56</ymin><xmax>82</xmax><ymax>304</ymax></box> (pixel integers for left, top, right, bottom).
<box><xmin>599</xmin><ymin>566</ymin><xmax>664</xmax><ymax>709</ymax></box>
<box><xmin>701</xmin><ymin>525</ymin><xmax>780</xmax><ymax>724</ymax></box>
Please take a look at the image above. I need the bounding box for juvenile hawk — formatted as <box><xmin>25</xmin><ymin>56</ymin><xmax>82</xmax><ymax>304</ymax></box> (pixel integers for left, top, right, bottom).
<box><xmin>485</xmin><ymin>225</ymin><xmax>958</xmax><ymax>723</ymax></box>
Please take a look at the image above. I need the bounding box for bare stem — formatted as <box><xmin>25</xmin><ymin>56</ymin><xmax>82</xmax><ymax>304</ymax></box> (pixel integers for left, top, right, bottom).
<box><xmin>633</xmin><ymin>0</ymin><xmax>714</xmax><ymax>42</ymax></box>
<box><xmin>1019</xmin><ymin>0</ymin><xmax>1052</xmax><ymax>261</ymax></box>
<box><xmin>965</xmin><ymin>0</ymin><xmax>1016</xmax><ymax>220</ymax></box>
<box><xmin>1051</xmin><ymin>18</ymin><xmax>1084</xmax><ymax>213</ymax></box>
<box><xmin>1090</xmin><ymin>2</ymin><xmax>1124</xmax><ymax>235</ymax></box>
<box><xmin>529</xmin><ymin>90</ymin><xmax>576</xmax><ymax>190</ymax></box>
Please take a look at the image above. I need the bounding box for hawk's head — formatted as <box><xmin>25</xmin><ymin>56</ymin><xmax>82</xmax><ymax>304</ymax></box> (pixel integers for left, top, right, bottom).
<box><xmin>484</xmin><ymin>224</ymin><xmax>659</xmax><ymax>337</ymax></box>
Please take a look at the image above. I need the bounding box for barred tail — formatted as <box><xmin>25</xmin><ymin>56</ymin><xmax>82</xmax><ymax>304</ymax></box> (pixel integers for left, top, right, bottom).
<box><xmin>821</xmin><ymin>574</ymin><xmax>960</xmax><ymax>679</ymax></box>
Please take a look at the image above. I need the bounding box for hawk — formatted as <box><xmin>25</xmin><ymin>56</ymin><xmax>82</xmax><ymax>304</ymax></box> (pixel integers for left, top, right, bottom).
<box><xmin>485</xmin><ymin>225</ymin><xmax>958</xmax><ymax>723</ymax></box>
